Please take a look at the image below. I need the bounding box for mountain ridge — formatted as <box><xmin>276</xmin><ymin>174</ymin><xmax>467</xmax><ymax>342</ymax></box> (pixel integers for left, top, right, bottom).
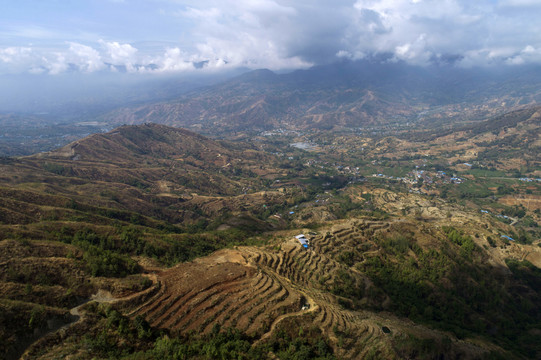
<box><xmin>41</xmin><ymin>123</ymin><xmax>225</xmax><ymax>163</ymax></box>
<box><xmin>98</xmin><ymin>60</ymin><xmax>541</xmax><ymax>134</ymax></box>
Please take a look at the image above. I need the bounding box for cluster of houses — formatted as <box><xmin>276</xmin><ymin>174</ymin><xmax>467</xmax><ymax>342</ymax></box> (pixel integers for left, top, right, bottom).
<box><xmin>261</xmin><ymin>129</ymin><xmax>300</xmax><ymax>137</ymax></box>
<box><xmin>370</xmin><ymin>169</ymin><xmax>465</xmax><ymax>187</ymax></box>
<box><xmin>519</xmin><ymin>177</ymin><xmax>541</xmax><ymax>183</ymax></box>
<box><xmin>480</xmin><ymin>209</ymin><xmax>518</xmax><ymax>225</ymax></box>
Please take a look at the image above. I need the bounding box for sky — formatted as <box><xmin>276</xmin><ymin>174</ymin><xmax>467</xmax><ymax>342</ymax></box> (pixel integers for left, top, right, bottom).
<box><xmin>2</xmin><ymin>0</ymin><xmax>541</xmax><ymax>77</ymax></box>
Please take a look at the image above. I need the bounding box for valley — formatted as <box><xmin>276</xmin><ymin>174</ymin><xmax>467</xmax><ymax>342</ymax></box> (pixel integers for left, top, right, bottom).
<box><xmin>0</xmin><ymin>100</ymin><xmax>539</xmax><ymax>359</ymax></box>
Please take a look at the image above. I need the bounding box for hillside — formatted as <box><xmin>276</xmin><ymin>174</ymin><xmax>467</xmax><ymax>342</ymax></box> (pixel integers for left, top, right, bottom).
<box><xmin>1</xmin><ymin>124</ymin><xmax>296</xmax><ymax>223</ymax></box>
<box><xmin>380</xmin><ymin>106</ymin><xmax>541</xmax><ymax>174</ymax></box>
<box><xmin>1</xmin><ymin>118</ymin><xmax>540</xmax><ymax>359</ymax></box>
<box><xmin>98</xmin><ymin>61</ymin><xmax>541</xmax><ymax>134</ymax></box>
<box><xmin>0</xmin><ymin>124</ymin><xmax>294</xmax><ymax>359</ymax></box>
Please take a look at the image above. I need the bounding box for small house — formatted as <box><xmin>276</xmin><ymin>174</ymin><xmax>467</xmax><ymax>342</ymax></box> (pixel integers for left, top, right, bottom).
<box><xmin>295</xmin><ymin>234</ymin><xmax>309</xmax><ymax>249</ymax></box>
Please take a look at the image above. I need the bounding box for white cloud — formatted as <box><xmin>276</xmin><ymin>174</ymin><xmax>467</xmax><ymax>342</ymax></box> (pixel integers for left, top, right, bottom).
<box><xmin>173</xmin><ymin>0</ymin><xmax>309</xmax><ymax>70</ymax></box>
<box><xmin>100</xmin><ymin>41</ymin><xmax>138</xmax><ymax>72</ymax></box>
<box><xmin>0</xmin><ymin>46</ymin><xmax>45</xmax><ymax>74</ymax></box>
<box><xmin>153</xmin><ymin>47</ymin><xmax>195</xmax><ymax>72</ymax></box>
<box><xmin>394</xmin><ymin>34</ymin><xmax>432</xmax><ymax>64</ymax></box>
<box><xmin>46</xmin><ymin>53</ymin><xmax>69</xmax><ymax>75</ymax></box>
<box><xmin>0</xmin><ymin>46</ymin><xmax>32</xmax><ymax>63</ymax></box>
<box><xmin>1</xmin><ymin>0</ymin><xmax>541</xmax><ymax>75</ymax></box>
<box><xmin>66</xmin><ymin>42</ymin><xmax>104</xmax><ymax>72</ymax></box>
<box><xmin>506</xmin><ymin>45</ymin><xmax>541</xmax><ymax>66</ymax></box>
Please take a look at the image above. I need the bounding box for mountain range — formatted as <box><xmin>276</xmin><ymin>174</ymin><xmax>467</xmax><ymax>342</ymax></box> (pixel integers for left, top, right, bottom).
<box><xmin>99</xmin><ymin>60</ymin><xmax>541</xmax><ymax>134</ymax></box>
<box><xmin>2</xmin><ymin>60</ymin><xmax>541</xmax><ymax>157</ymax></box>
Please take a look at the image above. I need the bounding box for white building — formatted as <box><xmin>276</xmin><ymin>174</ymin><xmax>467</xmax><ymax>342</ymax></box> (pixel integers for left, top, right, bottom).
<box><xmin>295</xmin><ymin>234</ymin><xmax>309</xmax><ymax>249</ymax></box>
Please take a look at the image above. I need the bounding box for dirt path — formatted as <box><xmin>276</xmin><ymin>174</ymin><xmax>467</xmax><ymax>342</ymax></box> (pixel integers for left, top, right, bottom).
<box><xmin>20</xmin><ymin>274</ymin><xmax>159</xmax><ymax>359</ymax></box>
<box><xmin>17</xmin><ymin>290</ymin><xmax>119</xmax><ymax>360</ymax></box>
<box><xmin>254</xmin><ymin>288</ymin><xmax>318</xmax><ymax>345</ymax></box>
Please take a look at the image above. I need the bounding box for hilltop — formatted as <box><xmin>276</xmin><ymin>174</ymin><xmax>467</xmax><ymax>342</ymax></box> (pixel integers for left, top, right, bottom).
<box><xmin>5</xmin><ymin>123</ymin><xmax>290</xmax><ymax>219</ymax></box>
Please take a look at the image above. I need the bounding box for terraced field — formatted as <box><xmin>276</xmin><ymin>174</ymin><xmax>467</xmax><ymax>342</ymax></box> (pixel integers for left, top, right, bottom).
<box><xmin>126</xmin><ymin>249</ymin><xmax>304</xmax><ymax>339</ymax></box>
<box><xmin>121</xmin><ymin>219</ymin><xmax>492</xmax><ymax>359</ymax></box>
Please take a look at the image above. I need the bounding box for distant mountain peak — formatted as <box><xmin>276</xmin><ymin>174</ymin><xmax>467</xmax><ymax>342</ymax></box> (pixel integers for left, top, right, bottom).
<box><xmin>99</xmin><ymin>60</ymin><xmax>541</xmax><ymax>134</ymax></box>
<box><xmin>232</xmin><ymin>68</ymin><xmax>278</xmax><ymax>83</ymax></box>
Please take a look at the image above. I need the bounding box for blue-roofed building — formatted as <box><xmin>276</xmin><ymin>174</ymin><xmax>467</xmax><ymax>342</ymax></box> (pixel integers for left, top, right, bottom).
<box><xmin>295</xmin><ymin>234</ymin><xmax>309</xmax><ymax>249</ymax></box>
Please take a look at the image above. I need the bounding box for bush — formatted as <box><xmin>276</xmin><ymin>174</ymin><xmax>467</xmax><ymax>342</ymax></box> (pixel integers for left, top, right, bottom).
<box><xmin>380</xmin><ymin>234</ymin><xmax>413</xmax><ymax>255</ymax></box>
<box><xmin>83</xmin><ymin>245</ymin><xmax>140</xmax><ymax>277</ymax></box>
<box><xmin>442</xmin><ymin>227</ymin><xmax>478</xmax><ymax>259</ymax></box>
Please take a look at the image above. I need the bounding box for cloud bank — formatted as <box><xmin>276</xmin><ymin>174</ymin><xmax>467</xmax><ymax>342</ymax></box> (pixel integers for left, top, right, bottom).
<box><xmin>1</xmin><ymin>0</ymin><xmax>541</xmax><ymax>75</ymax></box>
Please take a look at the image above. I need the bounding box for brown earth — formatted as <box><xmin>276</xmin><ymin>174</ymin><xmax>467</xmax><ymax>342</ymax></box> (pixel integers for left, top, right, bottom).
<box><xmin>499</xmin><ymin>194</ymin><xmax>541</xmax><ymax>211</ymax></box>
<box><xmin>118</xmin><ymin>219</ymin><xmax>508</xmax><ymax>359</ymax></box>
